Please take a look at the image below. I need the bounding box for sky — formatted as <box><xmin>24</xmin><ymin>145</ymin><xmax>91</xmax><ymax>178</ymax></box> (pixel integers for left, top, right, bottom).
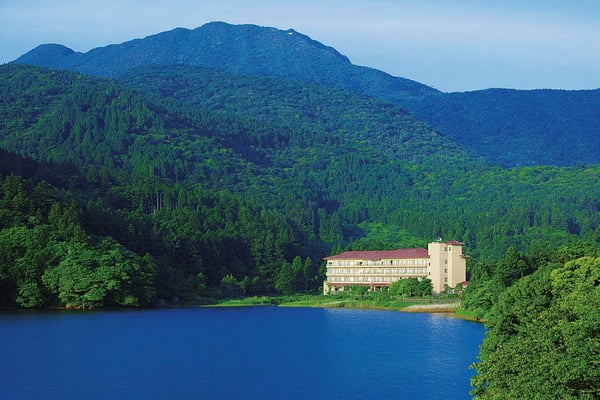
<box><xmin>1</xmin><ymin>0</ymin><xmax>600</xmax><ymax>92</ymax></box>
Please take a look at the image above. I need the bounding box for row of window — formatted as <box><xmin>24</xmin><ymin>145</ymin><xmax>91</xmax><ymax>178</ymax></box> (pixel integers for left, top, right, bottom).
<box><xmin>328</xmin><ymin>274</ymin><xmax>452</xmax><ymax>284</ymax></box>
<box><xmin>328</xmin><ymin>259</ymin><xmax>428</xmax><ymax>267</ymax></box>
<box><xmin>329</xmin><ymin>276</ymin><xmax>421</xmax><ymax>283</ymax></box>
<box><xmin>329</xmin><ymin>276</ymin><xmax>450</xmax><ymax>284</ymax></box>
<box><xmin>327</xmin><ymin>268</ymin><xmax>428</xmax><ymax>276</ymax></box>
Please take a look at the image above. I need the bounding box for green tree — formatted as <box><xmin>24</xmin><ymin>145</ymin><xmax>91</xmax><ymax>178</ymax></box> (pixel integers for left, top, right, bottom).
<box><xmin>417</xmin><ymin>278</ymin><xmax>433</xmax><ymax>296</ymax></box>
<box><xmin>390</xmin><ymin>278</ymin><xmax>420</xmax><ymax>297</ymax></box>
<box><xmin>220</xmin><ymin>274</ymin><xmax>241</xmax><ymax>297</ymax></box>
<box><xmin>471</xmin><ymin>256</ymin><xmax>600</xmax><ymax>399</ymax></box>
<box><xmin>275</xmin><ymin>261</ymin><xmax>296</xmax><ymax>295</ymax></box>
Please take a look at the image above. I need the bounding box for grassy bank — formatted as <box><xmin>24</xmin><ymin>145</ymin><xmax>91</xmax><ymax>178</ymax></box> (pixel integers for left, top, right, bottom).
<box><xmin>210</xmin><ymin>294</ymin><xmax>473</xmax><ymax>316</ymax></box>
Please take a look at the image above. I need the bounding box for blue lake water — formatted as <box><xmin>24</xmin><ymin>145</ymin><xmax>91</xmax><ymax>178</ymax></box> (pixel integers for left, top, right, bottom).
<box><xmin>0</xmin><ymin>307</ymin><xmax>485</xmax><ymax>400</ymax></box>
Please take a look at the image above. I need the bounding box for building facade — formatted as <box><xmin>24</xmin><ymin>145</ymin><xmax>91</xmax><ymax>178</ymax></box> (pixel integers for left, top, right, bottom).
<box><xmin>323</xmin><ymin>240</ymin><xmax>467</xmax><ymax>295</ymax></box>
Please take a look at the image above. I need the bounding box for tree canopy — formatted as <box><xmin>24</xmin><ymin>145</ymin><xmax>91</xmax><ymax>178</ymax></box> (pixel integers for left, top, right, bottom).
<box><xmin>471</xmin><ymin>255</ymin><xmax>600</xmax><ymax>399</ymax></box>
<box><xmin>1</xmin><ymin>64</ymin><xmax>599</xmax><ymax>311</ymax></box>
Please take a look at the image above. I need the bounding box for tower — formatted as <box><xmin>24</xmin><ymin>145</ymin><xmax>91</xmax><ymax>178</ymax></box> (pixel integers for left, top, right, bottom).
<box><xmin>427</xmin><ymin>241</ymin><xmax>467</xmax><ymax>294</ymax></box>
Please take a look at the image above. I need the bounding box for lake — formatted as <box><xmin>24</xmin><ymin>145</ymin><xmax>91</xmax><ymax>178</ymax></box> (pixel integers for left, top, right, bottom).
<box><xmin>0</xmin><ymin>307</ymin><xmax>485</xmax><ymax>399</ymax></box>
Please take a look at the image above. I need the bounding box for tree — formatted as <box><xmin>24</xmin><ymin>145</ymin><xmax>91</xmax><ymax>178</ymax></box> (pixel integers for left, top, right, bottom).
<box><xmin>40</xmin><ymin>239</ymin><xmax>156</xmax><ymax>308</ymax></box>
<box><xmin>302</xmin><ymin>257</ymin><xmax>315</xmax><ymax>292</ymax></box>
<box><xmin>417</xmin><ymin>278</ymin><xmax>433</xmax><ymax>296</ymax></box>
<box><xmin>390</xmin><ymin>278</ymin><xmax>420</xmax><ymax>297</ymax></box>
<box><xmin>220</xmin><ymin>274</ymin><xmax>241</xmax><ymax>297</ymax></box>
<box><xmin>471</xmin><ymin>256</ymin><xmax>600</xmax><ymax>399</ymax></box>
<box><xmin>275</xmin><ymin>261</ymin><xmax>296</xmax><ymax>295</ymax></box>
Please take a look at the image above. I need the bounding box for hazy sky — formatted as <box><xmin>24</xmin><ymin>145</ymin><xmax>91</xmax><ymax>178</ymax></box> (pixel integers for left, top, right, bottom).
<box><xmin>2</xmin><ymin>0</ymin><xmax>599</xmax><ymax>92</ymax></box>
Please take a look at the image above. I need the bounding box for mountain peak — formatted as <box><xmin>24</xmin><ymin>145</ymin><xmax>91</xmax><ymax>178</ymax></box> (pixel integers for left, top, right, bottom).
<box><xmin>14</xmin><ymin>22</ymin><xmax>437</xmax><ymax>101</ymax></box>
<box><xmin>15</xmin><ymin>43</ymin><xmax>77</xmax><ymax>67</ymax></box>
<box><xmin>188</xmin><ymin>21</ymin><xmax>352</xmax><ymax>66</ymax></box>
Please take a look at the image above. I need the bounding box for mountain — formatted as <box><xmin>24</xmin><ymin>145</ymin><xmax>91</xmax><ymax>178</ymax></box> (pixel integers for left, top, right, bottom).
<box><xmin>15</xmin><ymin>21</ymin><xmax>600</xmax><ymax>167</ymax></box>
<box><xmin>118</xmin><ymin>64</ymin><xmax>473</xmax><ymax>165</ymax></box>
<box><xmin>2</xmin><ymin>64</ymin><xmax>599</xmax><ymax>260</ymax></box>
<box><xmin>15</xmin><ymin>21</ymin><xmax>437</xmax><ymax>103</ymax></box>
<box><xmin>405</xmin><ymin>88</ymin><xmax>600</xmax><ymax>166</ymax></box>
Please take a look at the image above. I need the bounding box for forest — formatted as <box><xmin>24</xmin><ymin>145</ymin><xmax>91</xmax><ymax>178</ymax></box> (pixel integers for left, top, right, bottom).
<box><xmin>1</xmin><ymin>63</ymin><xmax>599</xmax><ymax>306</ymax></box>
<box><xmin>1</xmin><ymin>62</ymin><xmax>600</xmax><ymax>397</ymax></box>
<box><xmin>469</xmin><ymin>247</ymin><xmax>600</xmax><ymax>398</ymax></box>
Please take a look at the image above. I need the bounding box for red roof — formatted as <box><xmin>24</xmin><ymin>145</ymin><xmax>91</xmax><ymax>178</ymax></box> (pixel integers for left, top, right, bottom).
<box><xmin>324</xmin><ymin>248</ymin><xmax>429</xmax><ymax>261</ymax></box>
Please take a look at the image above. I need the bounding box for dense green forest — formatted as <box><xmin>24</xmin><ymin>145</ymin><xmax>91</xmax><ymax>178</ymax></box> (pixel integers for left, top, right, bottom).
<box><xmin>2</xmin><ymin>58</ymin><xmax>600</xmax><ymax>398</ymax></box>
<box><xmin>469</xmin><ymin>247</ymin><xmax>600</xmax><ymax>399</ymax></box>
<box><xmin>120</xmin><ymin>64</ymin><xmax>600</xmax><ymax>167</ymax></box>
<box><xmin>0</xmin><ymin>162</ymin><xmax>316</xmax><ymax>307</ymax></box>
<box><xmin>1</xmin><ymin>63</ymin><xmax>599</xmax><ymax>308</ymax></box>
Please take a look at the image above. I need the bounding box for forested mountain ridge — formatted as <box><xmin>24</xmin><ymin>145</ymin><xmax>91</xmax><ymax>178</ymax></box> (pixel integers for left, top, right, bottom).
<box><xmin>1</xmin><ymin>63</ymin><xmax>599</xmax><ymax>312</ymax></box>
<box><xmin>15</xmin><ymin>21</ymin><xmax>436</xmax><ymax>103</ymax></box>
<box><xmin>0</xmin><ymin>63</ymin><xmax>471</xmax><ymax>201</ymax></box>
<box><xmin>120</xmin><ymin>64</ymin><xmax>600</xmax><ymax>168</ymax></box>
<box><xmin>14</xmin><ymin>21</ymin><xmax>600</xmax><ymax>167</ymax></box>
<box><xmin>119</xmin><ymin>64</ymin><xmax>475</xmax><ymax>165</ymax></box>
<box><xmin>405</xmin><ymin>88</ymin><xmax>600</xmax><ymax>166</ymax></box>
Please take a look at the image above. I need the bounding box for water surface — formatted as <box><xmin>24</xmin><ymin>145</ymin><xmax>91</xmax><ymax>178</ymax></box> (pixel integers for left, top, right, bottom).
<box><xmin>0</xmin><ymin>307</ymin><xmax>484</xmax><ymax>399</ymax></box>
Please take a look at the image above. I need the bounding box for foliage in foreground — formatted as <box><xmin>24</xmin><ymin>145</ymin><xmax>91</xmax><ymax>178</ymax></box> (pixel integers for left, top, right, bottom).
<box><xmin>0</xmin><ymin>175</ymin><xmax>156</xmax><ymax>308</ymax></box>
<box><xmin>470</xmin><ymin>255</ymin><xmax>600</xmax><ymax>399</ymax></box>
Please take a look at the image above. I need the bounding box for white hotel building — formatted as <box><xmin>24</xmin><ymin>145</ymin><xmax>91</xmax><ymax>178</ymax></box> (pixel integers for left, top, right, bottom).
<box><xmin>323</xmin><ymin>240</ymin><xmax>467</xmax><ymax>295</ymax></box>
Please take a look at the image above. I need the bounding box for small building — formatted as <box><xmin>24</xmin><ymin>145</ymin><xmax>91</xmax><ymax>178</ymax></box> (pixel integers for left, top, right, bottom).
<box><xmin>323</xmin><ymin>240</ymin><xmax>467</xmax><ymax>295</ymax></box>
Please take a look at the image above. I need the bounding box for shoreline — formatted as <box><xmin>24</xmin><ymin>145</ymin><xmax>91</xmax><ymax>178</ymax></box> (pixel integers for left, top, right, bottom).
<box><xmin>400</xmin><ymin>303</ymin><xmax>484</xmax><ymax>322</ymax></box>
<box><xmin>1</xmin><ymin>296</ymin><xmax>485</xmax><ymax>322</ymax></box>
<box><xmin>212</xmin><ymin>295</ymin><xmax>485</xmax><ymax>322</ymax></box>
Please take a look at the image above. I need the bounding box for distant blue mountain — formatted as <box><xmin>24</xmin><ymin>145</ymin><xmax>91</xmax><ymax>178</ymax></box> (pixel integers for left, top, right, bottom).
<box><xmin>406</xmin><ymin>88</ymin><xmax>600</xmax><ymax>166</ymax></box>
<box><xmin>16</xmin><ymin>21</ymin><xmax>436</xmax><ymax>103</ymax></box>
<box><xmin>15</xmin><ymin>21</ymin><xmax>600</xmax><ymax>166</ymax></box>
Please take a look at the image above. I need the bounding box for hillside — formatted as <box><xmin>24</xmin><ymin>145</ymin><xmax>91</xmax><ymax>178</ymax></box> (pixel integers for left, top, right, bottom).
<box><xmin>405</xmin><ymin>88</ymin><xmax>600</xmax><ymax>166</ymax></box>
<box><xmin>0</xmin><ymin>64</ymin><xmax>317</xmax><ymax>306</ymax></box>
<box><xmin>119</xmin><ymin>64</ymin><xmax>472</xmax><ymax>165</ymax></box>
<box><xmin>0</xmin><ymin>65</ymin><xmax>600</xmax><ymax>276</ymax></box>
<box><xmin>14</xmin><ymin>21</ymin><xmax>600</xmax><ymax>167</ymax></box>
